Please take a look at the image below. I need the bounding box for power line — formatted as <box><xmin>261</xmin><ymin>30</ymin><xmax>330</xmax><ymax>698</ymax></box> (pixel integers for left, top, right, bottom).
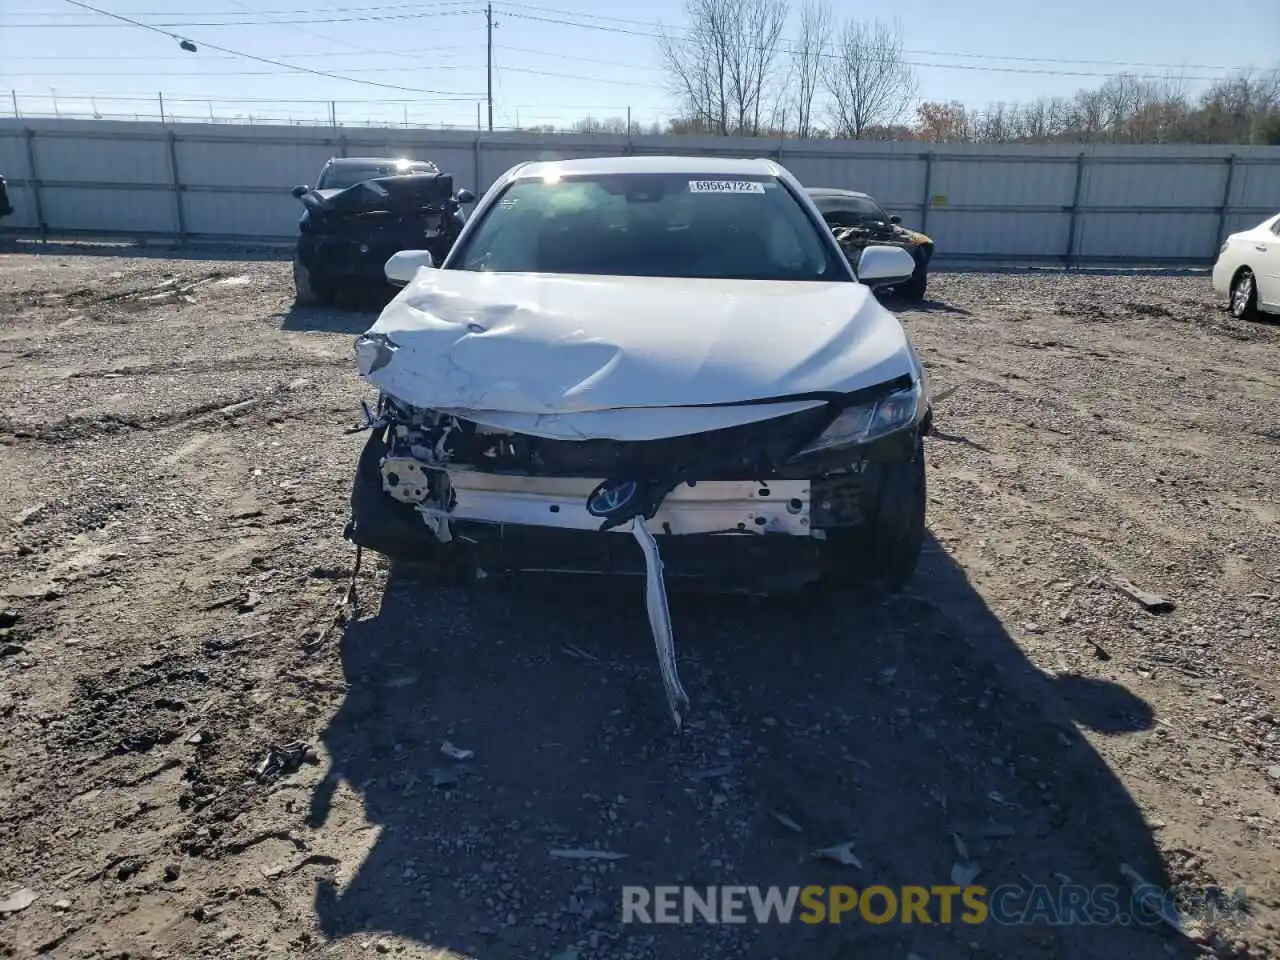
<box><xmin>8</xmin><ymin>0</ymin><xmax>472</xmax><ymax>15</ymax></box>
<box><xmin>12</xmin><ymin>0</ymin><xmax>1260</xmax><ymax>74</ymax></box>
<box><xmin>2</xmin><ymin>65</ymin><xmax>655</xmax><ymax>86</ymax></box>
<box><xmin>221</xmin><ymin>0</ymin><xmax>405</xmax><ymax>65</ymax></box>
<box><xmin>54</xmin><ymin>0</ymin><xmax>488</xmax><ymax>96</ymax></box>
<box><xmin>14</xmin><ymin>9</ymin><xmax>481</xmax><ymax>27</ymax></box>
<box><xmin>491</xmin><ymin>1</ymin><xmax>1263</xmax><ymax>73</ymax></box>
<box><xmin>10</xmin><ymin>0</ymin><xmax>1263</xmax><ymax>120</ymax></box>
<box><xmin>496</xmin><ymin>65</ymin><xmax>652</xmax><ymax>87</ymax></box>
<box><xmin>492</xmin><ymin>9</ymin><xmax>1255</xmax><ymax>82</ymax></box>
<box><xmin>9</xmin><ymin>91</ymin><xmax>487</xmax><ymax>104</ymax></box>
<box><xmin>8</xmin><ymin>91</ymin><xmax>644</xmax><ymax>109</ymax></box>
<box><xmin>493</xmin><ymin>1</ymin><xmax>670</xmax><ymax>29</ymax></box>
<box><xmin>4</xmin><ymin>67</ymin><xmax>486</xmax><ymax>77</ymax></box>
<box><xmin>14</xmin><ymin>1</ymin><xmax>1262</xmax><ymax>78</ymax></box>
<box><xmin>497</xmin><ymin>43</ymin><xmax>662</xmax><ymax>72</ymax></box>
<box><xmin>3</xmin><ymin>45</ymin><xmax>480</xmax><ymax>61</ymax></box>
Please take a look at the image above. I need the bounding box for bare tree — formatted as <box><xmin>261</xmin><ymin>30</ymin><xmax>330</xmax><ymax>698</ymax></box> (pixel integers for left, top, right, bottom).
<box><xmin>659</xmin><ymin>0</ymin><xmax>789</xmax><ymax>137</ymax></box>
<box><xmin>660</xmin><ymin>0</ymin><xmax>732</xmax><ymax>134</ymax></box>
<box><xmin>727</xmin><ymin>0</ymin><xmax>789</xmax><ymax>135</ymax></box>
<box><xmin>974</xmin><ymin>102</ymin><xmax>1012</xmax><ymax>142</ymax></box>
<box><xmin>822</xmin><ymin>18</ymin><xmax>917</xmax><ymax>139</ymax></box>
<box><xmin>572</xmin><ymin>116</ymin><xmax>640</xmax><ymax>136</ymax></box>
<box><xmin>907</xmin><ymin>63</ymin><xmax>1278</xmax><ymax>146</ymax></box>
<box><xmin>1197</xmin><ymin>68</ymin><xmax>1280</xmax><ymax>142</ymax></box>
<box><xmin>789</xmin><ymin>0</ymin><xmax>832</xmax><ymax>138</ymax></box>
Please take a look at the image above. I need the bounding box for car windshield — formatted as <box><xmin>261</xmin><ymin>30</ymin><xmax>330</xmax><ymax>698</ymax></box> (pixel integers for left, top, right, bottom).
<box><xmin>813</xmin><ymin>195</ymin><xmax>888</xmax><ymax>225</ymax></box>
<box><xmin>319</xmin><ymin>161</ymin><xmax>436</xmax><ymax>190</ymax></box>
<box><xmin>449</xmin><ymin>173</ymin><xmax>848</xmax><ymax>281</ymax></box>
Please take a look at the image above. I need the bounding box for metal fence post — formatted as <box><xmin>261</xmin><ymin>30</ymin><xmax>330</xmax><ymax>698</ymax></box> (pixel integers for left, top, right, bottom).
<box><xmin>473</xmin><ymin>135</ymin><xmax>482</xmax><ymax>194</ymax></box>
<box><xmin>166</xmin><ymin>130</ymin><xmax>186</xmax><ymax>243</ymax></box>
<box><xmin>23</xmin><ymin>128</ymin><xmax>47</xmax><ymax>241</ymax></box>
<box><xmin>1214</xmin><ymin>154</ymin><xmax>1237</xmax><ymax>254</ymax></box>
<box><xmin>1064</xmin><ymin>152</ymin><xmax>1086</xmax><ymax>268</ymax></box>
<box><xmin>920</xmin><ymin>151</ymin><xmax>935</xmax><ymax>235</ymax></box>
<box><xmin>338</xmin><ymin>134</ymin><xmax>348</xmax><ymax>158</ymax></box>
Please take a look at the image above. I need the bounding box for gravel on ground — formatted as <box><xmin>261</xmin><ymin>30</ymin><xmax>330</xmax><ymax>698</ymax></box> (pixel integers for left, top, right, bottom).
<box><xmin>0</xmin><ymin>251</ymin><xmax>1277</xmax><ymax>959</ymax></box>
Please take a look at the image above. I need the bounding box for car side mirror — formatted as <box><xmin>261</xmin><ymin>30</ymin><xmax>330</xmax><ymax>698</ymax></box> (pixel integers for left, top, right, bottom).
<box><xmin>290</xmin><ymin>184</ymin><xmax>309</xmax><ymax>199</ymax></box>
<box><xmin>888</xmin><ymin>215</ymin><xmax>902</xmax><ymax>225</ymax></box>
<box><xmin>455</xmin><ymin>188</ymin><xmax>476</xmax><ymax>204</ymax></box>
<box><xmin>856</xmin><ymin>245</ymin><xmax>915</xmax><ymax>286</ymax></box>
<box><xmin>384</xmin><ymin>249</ymin><xmax>435</xmax><ymax>286</ymax></box>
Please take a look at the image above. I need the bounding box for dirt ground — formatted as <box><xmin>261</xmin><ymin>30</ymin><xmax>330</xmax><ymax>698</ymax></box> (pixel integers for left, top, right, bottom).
<box><xmin>0</xmin><ymin>247</ymin><xmax>1277</xmax><ymax>960</ymax></box>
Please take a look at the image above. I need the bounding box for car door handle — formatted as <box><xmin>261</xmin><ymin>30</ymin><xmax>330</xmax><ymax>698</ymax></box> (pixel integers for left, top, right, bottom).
<box><xmin>1256</xmin><ymin>244</ymin><xmax>1269</xmax><ymax>252</ymax></box>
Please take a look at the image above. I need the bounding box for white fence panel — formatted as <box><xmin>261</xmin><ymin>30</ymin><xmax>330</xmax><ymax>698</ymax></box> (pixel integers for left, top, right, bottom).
<box><xmin>1</xmin><ymin>118</ymin><xmax>1278</xmax><ymax>264</ymax></box>
<box><xmin>1077</xmin><ymin>212</ymin><xmax>1222</xmax><ymax>260</ymax></box>
<box><xmin>39</xmin><ymin>185</ymin><xmax>172</xmax><ymax>234</ymax></box>
<box><xmin>182</xmin><ymin>190</ymin><xmax>299</xmax><ymax>239</ymax></box>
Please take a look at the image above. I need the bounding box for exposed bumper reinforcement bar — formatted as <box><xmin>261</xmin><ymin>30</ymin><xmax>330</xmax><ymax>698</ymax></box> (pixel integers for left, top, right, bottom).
<box><xmin>421</xmin><ymin>471</ymin><xmax>812</xmax><ymax>537</ymax></box>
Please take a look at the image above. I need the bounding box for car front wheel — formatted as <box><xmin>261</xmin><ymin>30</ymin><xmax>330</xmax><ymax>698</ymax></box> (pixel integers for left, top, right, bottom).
<box><xmin>819</xmin><ymin>436</ymin><xmax>926</xmax><ymax>593</ymax></box>
<box><xmin>1230</xmin><ymin>268</ymin><xmax>1259</xmax><ymax>320</ymax></box>
<box><xmin>293</xmin><ymin>254</ymin><xmax>335</xmax><ymax>305</ymax></box>
<box><xmin>896</xmin><ymin>250</ymin><xmax>929</xmax><ymax>303</ymax></box>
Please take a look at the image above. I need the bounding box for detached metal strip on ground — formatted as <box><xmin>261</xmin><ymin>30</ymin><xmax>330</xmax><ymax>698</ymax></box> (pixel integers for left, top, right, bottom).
<box><xmin>630</xmin><ymin>516</ymin><xmax>690</xmax><ymax>730</ymax></box>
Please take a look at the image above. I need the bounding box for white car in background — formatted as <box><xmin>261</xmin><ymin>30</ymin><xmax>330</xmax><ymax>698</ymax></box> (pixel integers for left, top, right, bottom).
<box><xmin>1212</xmin><ymin>212</ymin><xmax>1280</xmax><ymax>320</ymax></box>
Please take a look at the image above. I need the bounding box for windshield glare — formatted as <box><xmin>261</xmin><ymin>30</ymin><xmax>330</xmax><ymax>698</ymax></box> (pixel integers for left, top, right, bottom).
<box><xmin>450</xmin><ymin>173</ymin><xmax>847</xmax><ymax>281</ymax></box>
<box><xmin>319</xmin><ymin>162</ymin><xmax>436</xmax><ymax>190</ymax></box>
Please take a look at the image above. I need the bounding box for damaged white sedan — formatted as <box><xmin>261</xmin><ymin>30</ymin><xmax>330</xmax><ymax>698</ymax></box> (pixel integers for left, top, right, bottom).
<box><xmin>346</xmin><ymin>156</ymin><xmax>933</xmax><ymax>728</ymax></box>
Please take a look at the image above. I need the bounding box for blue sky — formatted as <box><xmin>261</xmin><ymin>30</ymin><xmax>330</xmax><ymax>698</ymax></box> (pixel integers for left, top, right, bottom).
<box><xmin>1</xmin><ymin>0</ymin><xmax>1277</xmax><ymax>129</ymax></box>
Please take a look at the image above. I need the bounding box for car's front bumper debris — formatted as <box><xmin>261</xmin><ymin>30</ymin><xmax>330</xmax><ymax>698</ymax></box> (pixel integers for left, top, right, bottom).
<box><xmin>631</xmin><ymin>516</ymin><xmax>690</xmax><ymax>728</ymax></box>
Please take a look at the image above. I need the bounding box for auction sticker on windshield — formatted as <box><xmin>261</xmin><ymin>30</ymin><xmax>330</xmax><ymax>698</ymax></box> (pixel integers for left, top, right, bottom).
<box><xmin>689</xmin><ymin>180</ymin><xmax>766</xmax><ymax>194</ymax></box>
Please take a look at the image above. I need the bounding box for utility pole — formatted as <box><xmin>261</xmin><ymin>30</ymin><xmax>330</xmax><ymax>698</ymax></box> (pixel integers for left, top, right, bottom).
<box><xmin>485</xmin><ymin>2</ymin><xmax>494</xmax><ymax>132</ymax></box>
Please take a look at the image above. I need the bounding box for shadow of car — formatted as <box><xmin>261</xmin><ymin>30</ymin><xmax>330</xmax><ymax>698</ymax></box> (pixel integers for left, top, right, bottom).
<box><xmin>305</xmin><ymin>531</ymin><xmax>1190</xmax><ymax>960</ymax></box>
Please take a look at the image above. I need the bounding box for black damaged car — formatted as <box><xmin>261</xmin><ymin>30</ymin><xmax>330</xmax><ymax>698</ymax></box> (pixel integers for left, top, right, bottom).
<box><xmin>290</xmin><ymin>157</ymin><xmax>475</xmax><ymax>305</ymax></box>
<box><xmin>806</xmin><ymin>187</ymin><xmax>934</xmax><ymax>302</ymax></box>
<box><xmin>0</xmin><ymin>173</ymin><xmax>14</xmax><ymax>220</ymax></box>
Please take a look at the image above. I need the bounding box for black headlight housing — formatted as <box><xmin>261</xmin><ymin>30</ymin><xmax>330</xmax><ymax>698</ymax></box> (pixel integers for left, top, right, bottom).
<box><xmin>778</xmin><ymin>374</ymin><xmax>925</xmax><ymax>475</ymax></box>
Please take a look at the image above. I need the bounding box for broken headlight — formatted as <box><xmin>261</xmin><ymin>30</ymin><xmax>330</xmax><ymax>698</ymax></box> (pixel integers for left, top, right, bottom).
<box><xmin>792</xmin><ymin>380</ymin><xmax>921</xmax><ymax>457</ymax></box>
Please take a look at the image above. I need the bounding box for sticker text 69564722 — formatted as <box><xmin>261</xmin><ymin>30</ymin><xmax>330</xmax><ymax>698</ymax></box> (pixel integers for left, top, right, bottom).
<box><xmin>688</xmin><ymin>180</ymin><xmax>766</xmax><ymax>194</ymax></box>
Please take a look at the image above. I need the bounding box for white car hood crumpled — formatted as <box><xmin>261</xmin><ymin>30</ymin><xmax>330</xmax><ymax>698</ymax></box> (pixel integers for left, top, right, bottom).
<box><xmin>356</xmin><ymin>269</ymin><xmax>918</xmax><ymax>441</ymax></box>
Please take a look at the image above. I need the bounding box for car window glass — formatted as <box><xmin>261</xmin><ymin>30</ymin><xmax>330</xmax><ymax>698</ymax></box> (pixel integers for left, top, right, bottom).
<box><xmin>815</xmin><ymin>197</ymin><xmax>888</xmax><ymax>226</ymax></box>
<box><xmin>452</xmin><ymin>173</ymin><xmax>844</xmax><ymax>281</ymax></box>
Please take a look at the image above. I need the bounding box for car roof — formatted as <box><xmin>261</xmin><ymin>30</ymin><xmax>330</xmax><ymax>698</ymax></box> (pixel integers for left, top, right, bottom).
<box><xmin>805</xmin><ymin>187</ymin><xmax>877</xmax><ymax>202</ymax></box>
<box><xmin>509</xmin><ymin>155</ymin><xmax>783</xmax><ymax>180</ymax></box>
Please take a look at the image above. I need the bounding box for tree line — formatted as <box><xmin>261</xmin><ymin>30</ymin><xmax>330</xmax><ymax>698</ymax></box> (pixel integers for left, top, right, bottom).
<box><xmin>538</xmin><ymin>0</ymin><xmax>1280</xmax><ymax>145</ymax></box>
